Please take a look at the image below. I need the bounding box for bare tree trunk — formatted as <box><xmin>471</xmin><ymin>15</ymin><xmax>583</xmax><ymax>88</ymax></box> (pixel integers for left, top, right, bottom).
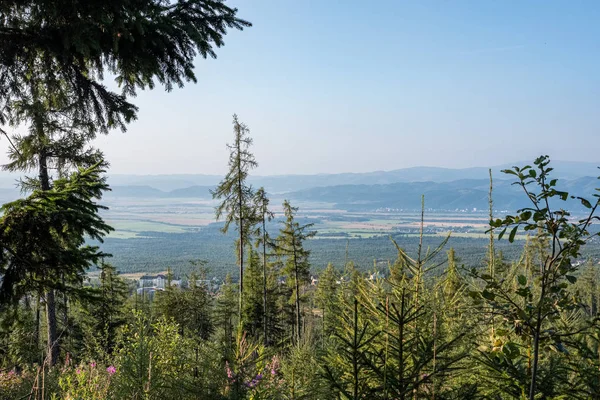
<box><xmin>294</xmin><ymin>247</ymin><xmax>301</xmax><ymax>342</ymax></box>
<box><xmin>262</xmin><ymin>219</ymin><xmax>268</xmax><ymax>345</ymax></box>
<box><xmin>238</xmin><ymin>176</ymin><xmax>244</xmax><ymax>323</ymax></box>
<box><xmin>238</xmin><ymin>226</ymin><xmax>243</xmax><ymax>322</ymax></box>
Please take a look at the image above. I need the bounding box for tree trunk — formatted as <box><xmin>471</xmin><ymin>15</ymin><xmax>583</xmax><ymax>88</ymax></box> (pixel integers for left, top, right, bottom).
<box><xmin>529</xmin><ymin>279</ymin><xmax>546</xmax><ymax>400</ymax></box>
<box><xmin>237</xmin><ymin>147</ymin><xmax>244</xmax><ymax>323</ymax></box>
<box><xmin>399</xmin><ymin>289</ymin><xmax>406</xmax><ymax>400</ymax></box>
<box><xmin>45</xmin><ymin>290</ymin><xmax>59</xmax><ymax>366</ymax></box>
<box><xmin>39</xmin><ymin>150</ymin><xmax>59</xmax><ymax>367</ymax></box>
<box><xmin>293</xmin><ymin>248</ymin><xmax>301</xmax><ymax>342</ymax></box>
<box><xmin>353</xmin><ymin>298</ymin><xmax>359</xmax><ymax>400</ymax></box>
<box><xmin>238</xmin><ymin>224</ymin><xmax>243</xmax><ymax>322</ymax></box>
<box><xmin>262</xmin><ymin>219</ymin><xmax>268</xmax><ymax>345</ymax></box>
<box><xmin>35</xmin><ymin>293</ymin><xmax>40</xmax><ymax>357</ymax></box>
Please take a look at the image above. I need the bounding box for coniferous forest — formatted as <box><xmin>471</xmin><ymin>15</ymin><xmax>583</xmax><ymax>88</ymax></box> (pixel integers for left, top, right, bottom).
<box><xmin>2</xmin><ymin>1</ymin><xmax>600</xmax><ymax>399</ymax></box>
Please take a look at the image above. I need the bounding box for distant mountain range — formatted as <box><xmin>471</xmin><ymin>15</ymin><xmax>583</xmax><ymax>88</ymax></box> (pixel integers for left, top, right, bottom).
<box><xmin>0</xmin><ymin>161</ymin><xmax>599</xmax><ymax>211</ymax></box>
<box><xmin>286</xmin><ymin>176</ymin><xmax>600</xmax><ymax>212</ymax></box>
<box><xmin>106</xmin><ymin>185</ymin><xmax>214</xmax><ymax>199</ymax></box>
<box><xmin>102</xmin><ymin>160</ymin><xmax>600</xmax><ymax>192</ymax></box>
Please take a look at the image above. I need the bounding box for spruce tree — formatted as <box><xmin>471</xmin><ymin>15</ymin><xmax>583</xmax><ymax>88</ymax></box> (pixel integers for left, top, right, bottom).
<box><xmin>1</xmin><ymin>3</ymin><xmax>251</xmax><ymax>364</ymax></box>
<box><xmin>1</xmin><ymin>74</ymin><xmax>106</xmax><ymax>366</ymax></box>
<box><xmin>0</xmin><ymin>0</ymin><xmax>251</xmax><ymax>129</ymax></box>
<box><xmin>276</xmin><ymin>200</ymin><xmax>316</xmax><ymax>342</ymax></box>
<box><xmin>315</xmin><ymin>263</ymin><xmax>340</xmax><ymax>339</ymax></box>
<box><xmin>211</xmin><ymin>115</ymin><xmax>258</xmax><ymax>321</ymax></box>
<box><xmin>253</xmin><ymin>187</ymin><xmax>274</xmax><ymax>344</ymax></box>
<box><xmin>0</xmin><ymin>163</ymin><xmax>112</xmax><ymax>365</ymax></box>
<box><xmin>80</xmin><ymin>262</ymin><xmax>128</xmax><ymax>359</ymax></box>
<box><xmin>215</xmin><ymin>274</ymin><xmax>238</xmax><ymax>354</ymax></box>
<box><xmin>242</xmin><ymin>247</ymin><xmax>264</xmax><ymax>338</ymax></box>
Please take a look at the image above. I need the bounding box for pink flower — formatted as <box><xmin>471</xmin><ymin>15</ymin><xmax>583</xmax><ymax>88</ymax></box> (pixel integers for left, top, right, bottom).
<box><xmin>90</xmin><ymin>362</ymin><xmax>96</xmax><ymax>368</ymax></box>
<box><xmin>225</xmin><ymin>361</ymin><xmax>234</xmax><ymax>380</ymax></box>
<box><xmin>106</xmin><ymin>366</ymin><xmax>116</xmax><ymax>376</ymax></box>
<box><xmin>76</xmin><ymin>368</ymin><xmax>82</xmax><ymax>375</ymax></box>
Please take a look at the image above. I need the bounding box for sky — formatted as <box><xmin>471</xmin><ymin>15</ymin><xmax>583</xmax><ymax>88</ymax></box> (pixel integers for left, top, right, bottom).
<box><xmin>2</xmin><ymin>0</ymin><xmax>600</xmax><ymax>175</ymax></box>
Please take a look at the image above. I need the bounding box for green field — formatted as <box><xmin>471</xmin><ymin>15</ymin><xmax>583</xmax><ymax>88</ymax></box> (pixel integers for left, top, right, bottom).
<box><xmin>100</xmin><ymin>198</ymin><xmax>525</xmax><ymax>241</ymax></box>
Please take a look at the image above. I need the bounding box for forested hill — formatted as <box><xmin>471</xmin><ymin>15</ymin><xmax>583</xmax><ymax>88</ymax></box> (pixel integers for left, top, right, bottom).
<box><xmin>286</xmin><ymin>176</ymin><xmax>600</xmax><ymax>211</ymax></box>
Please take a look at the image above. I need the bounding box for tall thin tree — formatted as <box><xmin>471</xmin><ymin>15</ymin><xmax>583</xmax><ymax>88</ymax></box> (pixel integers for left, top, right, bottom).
<box><xmin>276</xmin><ymin>200</ymin><xmax>316</xmax><ymax>342</ymax></box>
<box><xmin>253</xmin><ymin>187</ymin><xmax>274</xmax><ymax>344</ymax></box>
<box><xmin>212</xmin><ymin>115</ymin><xmax>258</xmax><ymax>321</ymax></box>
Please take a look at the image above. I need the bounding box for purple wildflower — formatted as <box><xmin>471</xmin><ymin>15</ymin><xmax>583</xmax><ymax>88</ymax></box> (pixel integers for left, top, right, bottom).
<box><xmin>90</xmin><ymin>362</ymin><xmax>96</xmax><ymax>368</ymax></box>
<box><xmin>106</xmin><ymin>366</ymin><xmax>116</xmax><ymax>376</ymax></box>
<box><xmin>76</xmin><ymin>368</ymin><xmax>82</xmax><ymax>375</ymax></box>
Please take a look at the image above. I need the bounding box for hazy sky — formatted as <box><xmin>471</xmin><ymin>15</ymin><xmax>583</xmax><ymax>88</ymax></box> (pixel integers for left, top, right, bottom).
<box><xmin>2</xmin><ymin>0</ymin><xmax>600</xmax><ymax>175</ymax></box>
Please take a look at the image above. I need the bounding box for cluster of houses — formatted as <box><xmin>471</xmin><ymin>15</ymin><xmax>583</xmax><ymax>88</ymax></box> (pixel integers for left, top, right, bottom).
<box><xmin>134</xmin><ymin>269</ymin><xmax>387</xmax><ymax>299</ymax></box>
<box><xmin>135</xmin><ymin>274</ymin><xmax>220</xmax><ymax>298</ymax></box>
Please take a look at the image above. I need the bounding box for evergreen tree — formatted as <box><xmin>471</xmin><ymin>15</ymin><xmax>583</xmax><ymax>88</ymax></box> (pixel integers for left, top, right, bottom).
<box><xmin>1</xmin><ymin>71</ymin><xmax>107</xmax><ymax>366</ymax></box>
<box><xmin>253</xmin><ymin>187</ymin><xmax>274</xmax><ymax>345</ymax></box>
<box><xmin>211</xmin><ymin>115</ymin><xmax>258</xmax><ymax>320</ymax></box>
<box><xmin>1</xmin><ymin>1</ymin><xmax>251</xmax><ymax>365</ymax></box>
<box><xmin>315</xmin><ymin>263</ymin><xmax>340</xmax><ymax>339</ymax></box>
<box><xmin>0</xmin><ymin>163</ymin><xmax>112</xmax><ymax>365</ymax></box>
<box><xmin>79</xmin><ymin>262</ymin><xmax>128</xmax><ymax>359</ymax></box>
<box><xmin>0</xmin><ymin>0</ymin><xmax>251</xmax><ymax>129</ymax></box>
<box><xmin>214</xmin><ymin>274</ymin><xmax>238</xmax><ymax>354</ymax></box>
<box><xmin>155</xmin><ymin>270</ymin><xmax>213</xmax><ymax>341</ymax></box>
<box><xmin>276</xmin><ymin>200</ymin><xmax>316</xmax><ymax>342</ymax></box>
<box><xmin>242</xmin><ymin>247</ymin><xmax>264</xmax><ymax>338</ymax></box>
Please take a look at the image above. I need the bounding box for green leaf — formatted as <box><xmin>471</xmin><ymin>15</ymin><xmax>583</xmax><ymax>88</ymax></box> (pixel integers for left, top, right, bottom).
<box><xmin>580</xmin><ymin>198</ymin><xmax>592</xmax><ymax>209</ymax></box>
<box><xmin>557</xmin><ymin>191</ymin><xmax>569</xmax><ymax>201</ymax></box>
<box><xmin>498</xmin><ymin>227</ymin><xmax>507</xmax><ymax>240</ymax></box>
<box><xmin>508</xmin><ymin>226</ymin><xmax>518</xmax><ymax>243</ymax></box>
<box><xmin>565</xmin><ymin>275</ymin><xmax>577</xmax><ymax>284</ymax></box>
<box><xmin>482</xmin><ymin>290</ymin><xmax>495</xmax><ymax>301</ymax></box>
<box><xmin>519</xmin><ymin>211</ymin><xmax>532</xmax><ymax>221</ymax></box>
<box><xmin>502</xmin><ymin>341</ymin><xmax>520</xmax><ymax>360</ymax></box>
<box><xmin>517</xmin><ymin>275</ymin><xmax>527</xmax><ymax>286</ymax></box>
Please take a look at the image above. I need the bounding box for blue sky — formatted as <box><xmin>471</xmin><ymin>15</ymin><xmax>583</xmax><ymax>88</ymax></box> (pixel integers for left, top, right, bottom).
<box><xmin>4</xmin><ymin>0</ymin><xmax>600</xmax><ymax>175</ymax></box>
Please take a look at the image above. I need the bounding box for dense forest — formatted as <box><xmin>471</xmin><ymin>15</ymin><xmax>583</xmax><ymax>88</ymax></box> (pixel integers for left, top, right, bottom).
<box><xmin>2</xmin><ymin>2</ymin><xmax>600</xmax><ymax>400</ymax></box>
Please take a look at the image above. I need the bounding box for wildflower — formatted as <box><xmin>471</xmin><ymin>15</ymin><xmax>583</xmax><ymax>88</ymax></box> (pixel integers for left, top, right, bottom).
<box><xmin>106</xmin><ymin>366</ymin><xmax>116</xmax><ymax>376</ymax></box>
<box><xmin>90</xmin><ymin>362</ymin><xmax>96</xmax><ymax>368</ymax></box>
<box><xmin>271</xmin><ymin>368</ymin><xmax>277</xmax><ymax>376</ymax></box>
<box><xmin>225</xmin><ymin>361</ymin><xmax>234</xmax><ymax>380</ymax></box>
<box><xmin>256</xmin><ymin>373</ymin><xmax>263</xmax><ymax>380</ymax></box>
<box><xmin>76</xmin><ymin>368</ymin><xmax>82</xmax><ymax>375</ymax></box>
